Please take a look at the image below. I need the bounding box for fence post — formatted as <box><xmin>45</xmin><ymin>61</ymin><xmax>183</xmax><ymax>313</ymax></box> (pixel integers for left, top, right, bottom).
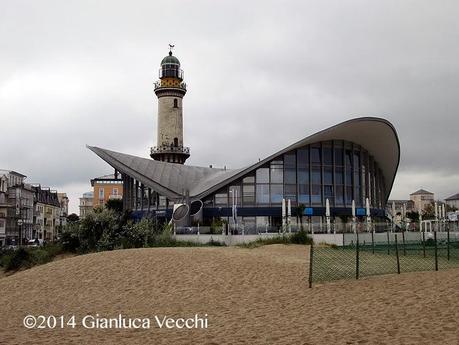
<box><xmin>422</xmin><ymin>231</ymin><xmax>426</xmax><ymax>258</ymax></box>
<box><xmin>402</xmin><ymin>230</ymin><xmax>406</xmax><ymax>256</ymax></box>
<box><xmin>308</xmin><ymin>242</ymin><xmax>314</xmax><ymax>288</ymax></box>
<box><xmin>356</xmin><ymin>232</ymin><xmax>360</xmax><ymax>280</ymax></box>
<box><xmin>371</xmin><ymin>230</ymin><xmax>375</xmax><ymax>254</ymax></box>
<box><xmin>447</xmin><ymin>226</ymin><xmax>450</xmax><ymax>261</ymax></box>
<box><xmin>395</xmin><ymin>234</ymin><xmax>400</xmax><ymax>274</ymax></box>
<box><xmin>434</xmin><ymin>231</ymin><xmax>438</xmax><ymax>271</ymax></box>
<box><xmin>387</xmin><ymin>230</ymin><xmax>390</xmax><ymax>255</ymax></box>
<box><xmin>342</xmin><ymin>232</ymin><xmax>345</xmax><ymax>250</ymax></box>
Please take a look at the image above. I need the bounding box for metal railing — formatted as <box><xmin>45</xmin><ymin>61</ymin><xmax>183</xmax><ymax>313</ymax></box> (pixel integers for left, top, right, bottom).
<box><xmin>154</xmin><ymin>81</ymin><xmax>187</xmax><ymax>90</ymax></box>
<box><xmin>309</xmin><ymin>224</ymin><xmax>459</xmax><ymax>287</ymax></box>
<box><xmin>150</xmin><ymin>145</ymin><xmax>190</xmax><ymax>155</ymax></box>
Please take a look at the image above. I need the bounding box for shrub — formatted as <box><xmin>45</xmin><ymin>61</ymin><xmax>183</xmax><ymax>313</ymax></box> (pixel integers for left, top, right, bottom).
<box><xmin>4</xmin><ymin>248</ymin><xmax>31</xmax><ymax>271</ymax></box>
<box><xmin>290</xmin><ymin>230</ymin><xmax>312</xmax><ymax>245</ymax></box>
<box><xmin>30</xmin><ymin>249</ymin><xmax>52</xmax><ymax>265</ymax></box>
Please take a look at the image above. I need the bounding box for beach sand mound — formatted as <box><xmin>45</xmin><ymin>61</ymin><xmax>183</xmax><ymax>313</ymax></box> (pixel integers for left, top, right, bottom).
<box><xmin>0</xmin><ymin>245</ymin><xmax>458</xmax><ymax>344</ymax></box>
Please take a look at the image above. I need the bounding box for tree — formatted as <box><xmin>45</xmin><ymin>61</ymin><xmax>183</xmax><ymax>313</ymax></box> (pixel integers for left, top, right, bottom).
<box><xmin>297</xmin><ymin>204</ymin><xmax>306</xmax><ymax>230</ymax></box>
<box><xmin>105</xmin><ymin>199</ymin><xmax>123</xmax><ymax>213</ymax></box>
<box><xmin>406</xmin><ymin>211</ymin><xmax>419</xmax><ymax>222</ymax></box>
<box><xmin>67</xmin><ymin>213</ymin><xmax>79</xmax><ymax>223</ymax></box>
<box><xmin>446</xmin><ymin>204</ymin><xmax>458</xmax><ymax>212</ymax></box>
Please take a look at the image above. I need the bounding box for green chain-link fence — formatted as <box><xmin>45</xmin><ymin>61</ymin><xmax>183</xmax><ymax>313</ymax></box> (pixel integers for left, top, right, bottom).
<box><xmin>309</xmin><ymin>227</ymin><xmax>459</xmax><ymax>287</ymax></box>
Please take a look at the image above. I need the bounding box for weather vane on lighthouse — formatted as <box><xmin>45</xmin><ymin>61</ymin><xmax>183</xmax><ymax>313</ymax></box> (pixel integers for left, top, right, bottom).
<box><xmin>169</xmin><ymin>44</ymin><xmax>175</xmax><ymax>55</ymax></box>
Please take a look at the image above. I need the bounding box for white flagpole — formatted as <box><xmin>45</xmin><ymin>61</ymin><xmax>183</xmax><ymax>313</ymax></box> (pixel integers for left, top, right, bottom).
<box><xmin>287</xmin><ymin>199</ymin><xmax>291</xmax><ymax>233</ymax></box>
<box><xmin>366</xmin><ymin>197</ymin><xmax>371</xmax><ymax>232</ymax></box>
<box><xmin>282</xmin><ymin>198</ymin><xmax>286</xmax><ymax>233</ymax></box>
<box><xmin>326</xmin><ymin>198</ymin><xmax>331</xmax><ymax>234</ymax></box>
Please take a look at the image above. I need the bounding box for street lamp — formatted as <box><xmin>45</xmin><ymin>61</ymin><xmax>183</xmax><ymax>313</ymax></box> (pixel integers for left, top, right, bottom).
<box><xmin>17</xmin><ymin>218</ymin><xmax>23</xmax><ymax>246</ymax></box>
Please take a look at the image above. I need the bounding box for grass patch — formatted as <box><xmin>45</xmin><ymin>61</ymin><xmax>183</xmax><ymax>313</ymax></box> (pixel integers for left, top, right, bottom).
<box><xmin>239</xmin><ymin>230</ymin><xmax>312</xmax><ymax>249</ymax></box>
<box><xmin>1</xmin><ymin>244</ymin><xmax>65</xmax><ymax>273</ymax></box>
<box><xmin>148</xmin><ymin>237</ymin><xmax>226</xmax><ymax>247</ymax></box>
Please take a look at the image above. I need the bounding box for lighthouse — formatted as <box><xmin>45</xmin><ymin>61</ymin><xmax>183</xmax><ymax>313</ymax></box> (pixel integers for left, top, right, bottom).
<box><xmin>150</xmin><ymin>47</ymin><xmax>190</xmax><ymax>164</ymax></box>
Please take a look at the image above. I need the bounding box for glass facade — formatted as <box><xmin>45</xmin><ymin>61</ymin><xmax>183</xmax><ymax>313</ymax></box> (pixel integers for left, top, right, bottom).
<box><xmin>209</xmin><ymin>140</ymin><xmax>387</xmax><ymax>210</ymax></box>
<box><xmin>128</xmin><ymin>140</ymin><xmax>388</xmax><ymax>216</ymax></box>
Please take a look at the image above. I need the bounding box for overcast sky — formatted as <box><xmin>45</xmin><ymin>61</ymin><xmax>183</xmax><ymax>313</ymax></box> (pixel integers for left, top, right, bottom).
<box><xmin>1</xmin><ymin>0</ymin><xmax>458</xmax><ymax>214</ymax></box>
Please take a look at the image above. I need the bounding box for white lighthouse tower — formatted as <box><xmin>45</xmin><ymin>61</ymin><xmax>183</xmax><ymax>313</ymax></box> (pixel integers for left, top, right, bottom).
<box><xmin>150</xmin><ymin>46</ymin><xmax>190</xmax><ymax>164</ymax></box>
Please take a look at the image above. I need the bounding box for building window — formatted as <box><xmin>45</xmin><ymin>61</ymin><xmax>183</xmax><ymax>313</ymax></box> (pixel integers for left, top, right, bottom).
<box><xmin>173</xmin><ymin>98</ymin><xmax>178</xmax><ymax>108</ymax></box>
<box><xmin>270</xmin><ymin>160</ymin><xmax>283</xmax><ymax>184</ymax></box>
<box><xmin>173</xmin><ymin>137</ymin><xmax>178</xmax><ymax>147</ymax></box>
<box><xmin>311</xmin><ymin>145</ymin><xmax>321</xmax><ymax>164</ymax></box>
<box><xmin>99</xmin><ymin>188</ymin><xmax>104</xmax><ymax>199</ymax></box>
<box><xmin>270</xmin><ymin>184</ymin><xmax>283</xmax><ymax>203</ymax></box>
<box><xmin>256</xmin><ymin>168</ymin><xmax>269</xmax><ymax>183</ymax></box>
<box><xmin>284</xmin><ymin>185</ymin><xmax>297</xmax><ymax>205</ymax></box>
<box><xmin>113</xmin><ymin>188</ymin><xmax>118</xmax><ymax>196</ymax></box>
<box><xmin>243</xmin><ymin>176</ymin><xmax>255</xmax><ymax>184</ymax></box>
<box><xmin>256</xmin><ymin>184</ymin><xmax>270</xmax><ymax>204</ymax></box>
<box><xmin>298</xmin><ymin>184</ymin><xmax>310</xmax><ymax>204</ymax></box>
<box><xmin>215</xmin><ymin>192</ymin><xmax>228</xmax><ymax>206</ymax></box>
<box><xmin>242</xmin><ymin>184</ymin><xmax>255</xmax><ymax>204</ymax></box>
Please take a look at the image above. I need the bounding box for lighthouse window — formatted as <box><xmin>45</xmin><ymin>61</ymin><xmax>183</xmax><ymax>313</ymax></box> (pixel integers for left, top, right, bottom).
<box><xmin>173</xmin><ymin>99</ymin><xmax>178</xmax><ymax>108</ymax></box>
<box><xmin>174</xmin><ymin>137</ymin><xmax>178</xmax><ymax>147</ymax></box>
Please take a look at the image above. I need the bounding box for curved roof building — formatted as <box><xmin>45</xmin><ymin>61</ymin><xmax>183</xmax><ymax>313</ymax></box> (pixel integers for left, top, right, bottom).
<box><xmin>88</xmin><ymin>50</ymin><xmax>400</xmax><ymax>228</ymax></box>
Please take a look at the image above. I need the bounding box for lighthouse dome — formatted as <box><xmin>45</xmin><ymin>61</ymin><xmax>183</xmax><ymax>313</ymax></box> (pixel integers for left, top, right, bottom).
<box><xmin>161</xmin><ymin>51</ymin><xmax>180</xmax><ymax>66</ymax></box>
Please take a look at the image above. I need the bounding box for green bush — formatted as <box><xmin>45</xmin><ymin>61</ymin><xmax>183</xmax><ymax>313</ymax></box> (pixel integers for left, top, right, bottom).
<box><xmin>239</xmin><ymin>231</ymin><xmax>312</xmax><ymax>248</ymax></box>
<box><xmin>290</xmin><ymin>230</ymin><xmax>312</xmax><ymax>245</ymax></box>
<box><xmin>29</xmin><ymin>249</ymin><xmax>52</xmax><ymax>265</ymax></box>
<box><xmin>4</xmin><ymin>248</ymin><xmax>31</xmax><ymax>271</ymax></box>
<box><xmin>43</xmin><ymin>243</ymin><xmax>64</xmax><ymax>257</ymax></box>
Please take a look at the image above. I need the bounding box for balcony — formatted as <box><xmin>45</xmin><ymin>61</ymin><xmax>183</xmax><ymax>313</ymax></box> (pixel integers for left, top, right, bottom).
<box><xmin>150</xmin><ymin>145</ymin><xmax>190</xmax><ymax>155</ymax></box>
<box><xmin>154</xmin><ymin>81</ymin><xmax>187</xmax><ymax>91</ymax></box>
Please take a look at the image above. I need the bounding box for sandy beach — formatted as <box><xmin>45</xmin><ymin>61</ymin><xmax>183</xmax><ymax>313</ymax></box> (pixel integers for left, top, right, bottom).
<box><xmin>0</xmin><ymin>244</ymin><xmax>458</xmax><ymax>344</ymax></box>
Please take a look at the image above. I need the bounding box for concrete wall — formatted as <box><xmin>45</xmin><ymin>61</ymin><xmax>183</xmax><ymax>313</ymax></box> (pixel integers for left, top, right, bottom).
<box><xmin>157</xmin><ymin>96</ymin><xmax>183</xmax><ymax>147</ymax></box>
<box><xmin>175</xmin><ymin>230</ymin><xmax>459</xmax><ymax>246</ymax></box>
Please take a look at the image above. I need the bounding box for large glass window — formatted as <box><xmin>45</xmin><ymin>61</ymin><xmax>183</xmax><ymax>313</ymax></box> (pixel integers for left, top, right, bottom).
<box><xmin>345</xmin><ymin>186</ymin><xmax>353</xmax><ymax>205</ymax></box>
<box><xmin>335</xmin><ymin>167</ymin><xmax>344</xmax><ymax>185</ymax></box>
<box><xmin>215</xmin><ymin>192</ymin><xmax>228</xmax><ymax>206</ymax></box>
<box><xmin>334</xmin><ymin>147</ymin><xmax>343</xmax><ymax>165</ymax></box>
<box><xmin>256</xmin><ymin>168</ymin><xmax>269</xmax><ymax>183</ymax></box>
<box><xmin>298</xmin><ymin>169</ymin><xmax>309</xmax><ymax>184</ymax></box>
<box><xmin>243</xmin><ymin>184</ymin><xmax>255</xmax><ymax>204</ymax></box>
<box><xmin>256</xmin><ymin>184</ymin><xmax>270</xmax><ymax>204</ymax></box>
<box><xmin>298</xmin><ymin>184</ymin><xmax>310</xmax><ymax>204</ymax></box>
<box><xmin>311</xmin><ymin>167</ymin><xmax>321</xmax><ymax>184</ymax></box>
<box><xmin>270</xmin><ymin>161</ymin><xmax>283</xmax><ymax>184</ymax></box>
<box><xmin>324</xmin><ymin>167</ymin><xmax>333</xmax><ymax>185</ymax></box>
<box><xmin>243</xmin><ymin>176</ymin><xmax>255</xmax><ymax>184</ymax></box>
<box><xmin>353</xmin><ymin>150</ymin><xmax>360</xmax><ymax>171</ymax></box>
<box><xmin>284</xmin><ymin>153</ymin><xmax>296</xmax><ymax>168</ymax></box>
<box><xmin>324</xmin><ymin>185</ymin><xmax>334</xmax><ymax>202</ymax></box>
<box><xmin>345</xmin><ymin>167</ymin><xmax>352</xmax><ymax>186</ymax></box>
<box><xmin>270</xmin><ymin>185</ymin><xmax>283</xmax><ymax>203</ymax></box>
<box><xmin>297</xmin><ymin>148</ymin><xmax>309</xmax><ymax>167</ymax></box>
<box><xmin>207</xmin><ymin>140</ymin><xmax>386</xmax><ymax>211</ymax></box>
<box><xmin>311</xmin><ymin>146</ymin><xmax>321</xmax><ymax>164</ymax></box>
<box><xmin>335</xmin><ymin>186</ymin><xmax>344</xmax><ymax>206</ymax></box>
<box><xmin>345</xmin><ymin>149</ymin><xmax>352</xmax><ymax>167</ymax></box>
<box><xmin>323</xmin><ymin>145</ymin><xmax>333</xmax><ymax>165</ymax></box>
<box><xmin>284</xmin><ymin>185</ymin><xmax>297</xmax><ymax>205</ymax></box>
<box><xmin>311</xmin><ymin>185</ymin><xmax>321</xmax><ymax>204</ymax></box>
<box><xmin>285</xmin><ymin>169</ymin><xmax>296</xmax><ymax>184</ymax></box>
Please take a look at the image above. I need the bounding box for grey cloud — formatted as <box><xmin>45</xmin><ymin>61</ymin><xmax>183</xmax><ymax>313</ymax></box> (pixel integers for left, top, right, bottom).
<box><xmin>1</xmin><ymin>0</ymin><xmax>458</xmax><ymax>213</ymax></box>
